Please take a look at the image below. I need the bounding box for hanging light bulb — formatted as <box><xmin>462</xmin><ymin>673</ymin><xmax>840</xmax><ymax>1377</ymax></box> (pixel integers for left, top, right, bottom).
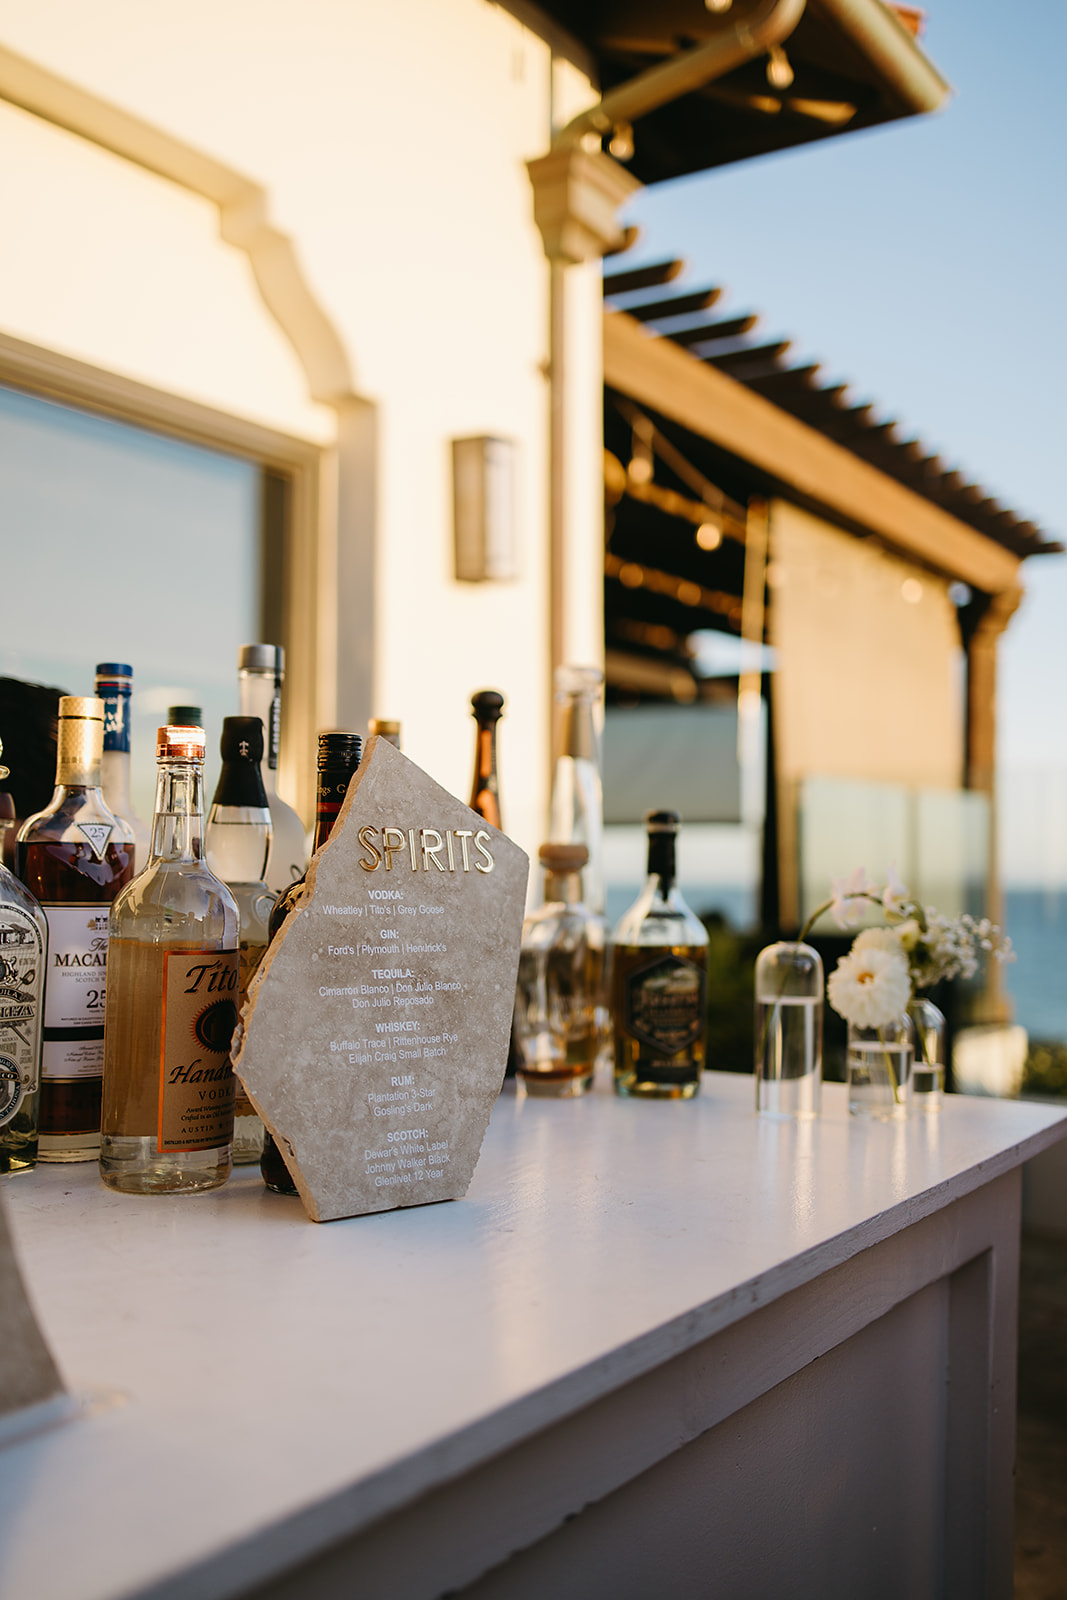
<box><xmin>705</xmin><ymin>0</ymin><xmax>733</xmax><ymax>11</ymax></box>
<box><xmin>608</xmin><ymin>122</ymin><xmax>634</xmax><ymax>161</ymax></box>
<box><xmin>766</xmin><ymin>46</ymin><xmax>794</xmax><ymax>89</ymax></box>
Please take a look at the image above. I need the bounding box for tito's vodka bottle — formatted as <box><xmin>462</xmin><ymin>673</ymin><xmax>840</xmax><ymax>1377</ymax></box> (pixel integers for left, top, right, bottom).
<box><xmin>237</xmin><ymin>645</ymin><xmax>307</xmax><ymax>894</ymax></box>
<box><xmin>260</xmin><ymin>731</ymin><xmax>363</xmax><ymax>1194</ymax></box>
<box><xmin>95</xmin><ymin>663</ymin><xmax>151</xmax><ymax>871</ymax></box>
<box><xmin>468</xmin><ymin>691</ymin><xmax>504</xmax><ymax>831</ymax></box>
<box><xmin>0</xmin><ymin>736</ymin><xmax>47</xmax><ymax>1173</ymax></box>
<box><xmin>612</xmin><ymin>811</ymin><xmax>708</xmax><ymax>1099</ymax></box>
<box><xmin>17</xmin><ymin>697</ymin><xmax>135</xmax><ymax>1160</ymax></box>
<box><xmin>100</xmin><ymin>726</ymin><xmax>239</xmax><ymax>1194</ymax></box>
<box><xmin>205</xmin><ymin>716</ymin><xmax>274</xmax><ymax>1165</ymax></box>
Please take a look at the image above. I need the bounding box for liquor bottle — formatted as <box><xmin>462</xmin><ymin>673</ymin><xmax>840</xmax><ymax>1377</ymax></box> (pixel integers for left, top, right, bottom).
<box><xmin>260</xmin><ymin>731</ymin><xmax>363</xmax><ymax>1194</ymax></box>
<box><xmin>95</xmin><ymin>663</ymin><xmax>151</xmax><ymax>871</ymax></box>
<box><xmin>17</xmin><ymin>697</ymin><xmax>135</xmax><ymax>1161</ymax></box>
<box><xmin>100</xmin><ymin>725</ymin><xmax>239</xmax><ymax>1194</ymax></box>
<box><xmin>204</xmin><ymin>717</ymin><xmax>275</xmax><ymax>1165</ymax></box>
<box><xmin>368</xmin><ymin>719</ymin><xmax>401</xmax><ymax>749</ymax></box>
<box><xmin>513</xmin><ymin>844</ymin><xmax>607</xmax><ymax>1097</ymax></box>
<box><xmin>549</xmin><ymin>666</ymin><xmax>605</xmax><ymax>914</ymax></box>
<box><xmin>468</xmin><ymin>690</ymin><xmax>504</xmax><ymax>831</ymax></box>
<box><xmin>0</xmin><ymin>737</ymin><xmax>47</xmax><ymax>1173</ymax></box>
<box><xmin>237</xmin><ymin>645</ymin><xmax>308</xmax><ymax>894</ymax></box>
<box><xmin>612</xmin><ymin>810</ymin><xmax>708</xmax><ymax>1099</ymax></box>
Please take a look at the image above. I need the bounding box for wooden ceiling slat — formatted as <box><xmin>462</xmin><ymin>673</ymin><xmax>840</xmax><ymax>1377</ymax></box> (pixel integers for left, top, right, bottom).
<box><xmin>670</xmin><ymin>314</ymin><xmax>759</xmax><ymax>347</ymax></box>
<box><xmin>626</xmin><ymin>288</ymin><xmax>722</xmax><ymax>321</ymax></box>
<box><xmin>603</xmin><ymin>260</ymin><xmax>684</xmax><ymax>296</ymax></box>
<box><xmin>709</xmin><ymin>340</ymin><xmax>792</xmax><ymax>371</ymax></box>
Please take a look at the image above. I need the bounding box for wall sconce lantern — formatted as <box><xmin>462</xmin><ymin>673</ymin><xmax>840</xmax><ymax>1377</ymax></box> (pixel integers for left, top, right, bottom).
<box><xmin>452</xmin><ymin>435</ymin><xmax>518</xmax><ymax>583</ymax></box>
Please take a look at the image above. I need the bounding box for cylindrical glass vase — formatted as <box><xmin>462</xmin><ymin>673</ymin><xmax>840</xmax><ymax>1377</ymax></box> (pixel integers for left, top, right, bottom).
<box><xmin>847</xmin><ymin>1014</ymin><xmax>914</xmax><ymax>1121</ymax></box>
<box><xmin>908</xmin><ymin>995</ymin><xmax>946</xmax><ymax>1113</ymax></box>
<box><xmin>754</xmin><ymin>942</ymin><xmax>823</xmax><ymax>1119</ymax></box>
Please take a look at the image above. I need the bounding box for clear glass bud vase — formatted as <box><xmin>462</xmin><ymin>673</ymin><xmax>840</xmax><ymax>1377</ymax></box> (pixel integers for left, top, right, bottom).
<box><xmin>847</xmin><ymin>1014</ymin><xmax>914</xmax><ymax>1121</ymax></box>
<box><xmin>754</xmin><ymin>942</ymin><xmax>823</xmax><ymax>1119</ymax></box>
<box><xmin>907</xmin><ymin>995</ymin><xmax>946</xmax><ymax>1112</ymax></box>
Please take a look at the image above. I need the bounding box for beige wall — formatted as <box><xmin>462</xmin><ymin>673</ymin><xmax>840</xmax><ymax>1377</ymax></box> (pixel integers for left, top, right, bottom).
<box><xmin>770</xmin><ymin>500</ymin><xmax>964</xmax><ymax>790</ymax></box>
<box><xmin>0</xmin><ymin>0</ymin><xmax>606</xmax><ymax>861</ymax></box>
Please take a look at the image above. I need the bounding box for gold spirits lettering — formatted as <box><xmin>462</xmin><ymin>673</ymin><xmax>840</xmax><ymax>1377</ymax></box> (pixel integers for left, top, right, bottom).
<box><xmin>474</xmin><ymin>830</ymin><xmax>495</xmax><ymax>874</ymax></box>
<box><xmin>381</xmin><ymin>828</ymin><xmax>406</xmax><ymax>871</ymax></box>
<box><xmin>421</xmin><ymin>829</ymin><xmax>446</xmax><ymax>871</ymax></box>
<box><xmin>407</xmin><ymin>829</ymin><xmax>419</xmax><ymax>871</ymax></box>
<box><xmin>357</xmin><ymin>826</ymin><xmax>382</xmax><ymax>870</ymax></box>
<box><xmin>454</xmin><ymin>829</ymin><xmax>473</xmax><ymax>871</ymax></box>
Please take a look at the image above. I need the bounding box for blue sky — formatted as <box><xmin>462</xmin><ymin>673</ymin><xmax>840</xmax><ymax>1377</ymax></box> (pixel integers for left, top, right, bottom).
<box><xmin>616</xmin><ymin>0</ymin><xmax>1067</xmax><ymax>816</ymax></box>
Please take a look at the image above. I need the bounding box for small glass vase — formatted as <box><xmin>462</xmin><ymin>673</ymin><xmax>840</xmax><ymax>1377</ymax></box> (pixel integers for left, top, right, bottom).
<box><xmin>847</xmin><ymin>1014</ymin><xmax>914</xmax><ymax>1121</ymax></box>
<box><xmin>754</xmin><ymin>942</ymin><xmax>823</xmax><ymax>1119</ymax></box>
<box><xmin>908</xmin><ymin>995</ymin><xmax>946</xmax><ymax>1113</ymax></box>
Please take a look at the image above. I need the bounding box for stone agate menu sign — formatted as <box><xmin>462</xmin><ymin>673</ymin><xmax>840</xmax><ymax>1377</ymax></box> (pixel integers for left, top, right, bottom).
<box><xmin>234</xmin><ymin>737</ymin><xmax>528</xmax><ymax>1222</ymax></box>
<box><xmin>0</xmin><ymin>1191</ymin><xmax>64</xmax><ymax>1422</ymax></box>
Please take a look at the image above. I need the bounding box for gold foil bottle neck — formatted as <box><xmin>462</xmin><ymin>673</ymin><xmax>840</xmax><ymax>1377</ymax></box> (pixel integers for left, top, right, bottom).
<box><xmin>157</xmin><ymin>725</ymin><xmax>206</xmax><ymax>763</ymax></box>
<box><xmin>56</xmin><ymin>696</ymin><xmax>105</xmax><ymax>787</ymax></box>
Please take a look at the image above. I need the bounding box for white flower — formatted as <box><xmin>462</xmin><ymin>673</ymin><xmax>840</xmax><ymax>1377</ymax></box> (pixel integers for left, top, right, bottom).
<box><xmin>853</xmin><ymin>927</ymin><xmax>903</xmax><ymax>957</ymax></box>
<box><xmin>881</xmin><ymin>865</ymin><xmax>911</xmax><ymax>920</ymax></box>
<box><xmin>830</xmin><ymin>867</ymin><xmax>875</xmax><ymax>930</ymax></box>
<box><xmin>828</xmin><ymin>944</ymin><xmax>911</xmax><ymax>1029</ymax></box>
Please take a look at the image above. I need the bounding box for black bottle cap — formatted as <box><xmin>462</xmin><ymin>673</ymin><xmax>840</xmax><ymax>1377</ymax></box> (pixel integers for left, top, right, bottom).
<box><xmin>219</xmin><ymin>716</ymin><xmax>265</xmax><ymax>764</ymax></box>
<box><xmin>471</xmin><ymin>690</ymin><xmax>505</xmax><ymax>723</ymax></box>
<box><xmin>168</xmin><ymin>704</ymin><xmax>203</xmax><ymax>727</ymax></box>
<box><xmin>646</xmin><ymin>810</ymin><xmax>681</xmax><ymax>833</ymax></box>
<box><xmin>317</xmin><ymin>731</ymin><xmax>363</xmax><ymax>771</ymax></box>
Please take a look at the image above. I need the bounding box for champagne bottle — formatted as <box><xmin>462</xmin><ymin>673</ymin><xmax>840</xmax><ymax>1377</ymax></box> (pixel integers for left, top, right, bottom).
<box><xmin>0</xmin><ymin>736</ymin><xmax>47</xmax><ymax>1173</ymax></box>
<box><xmin>100</xmin><ymin>725</ymin><xmax>239</xmax><ymax>1194</ymax></box>
<box><xmin>237</xmin><ymin>645</ymin><xmax>308</xmax><ymax>894</ymax></box>
<box><xmin>612</xmin><ymin>811</ymin><xmax>708</xmax><ymax>1099</ymax></box>
<box><xmin>95</xmin><ymin>663</ymin><xmax>151</xmax><ymax>871</ymax></box>
<box><xmin>204</xmin><ymin>716</ymin><xmax>275</xmax><ymax>1165</ymax></box>
<box><xmin>260</xmin><ymin>731</ymin><xmax>363</xmax><ymax>1194</ymax></box>
<box><xmin>17</xmin><ymin>697</ymin><xmax>135</xmax><ymax>1161</ymax></box>
<box><xmin>468</xmin><ymin>691</ymin><xmax>504</xmax><ymax>832</ymax></box>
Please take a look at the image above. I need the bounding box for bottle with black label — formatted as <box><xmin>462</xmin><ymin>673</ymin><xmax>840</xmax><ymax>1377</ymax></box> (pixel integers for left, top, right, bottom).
<box><xmin>611</xmin><ymin>810</ymin><xmax>708</xmax><ymax>1099</ymax></box>
<box><xmin>16</xmin><ymin>697</ymin><xmax>135</xmax><ymax>1160</ymax></box>
<box><xmin>260</xmin><ymin>731</ymin><xmax>363</xmax><ymax>1193</ymax></box>
<box><xmin>0</xmin><ymin>736</ymin><xmax>47</xmax><ymax>1173</ymax></box>
<box><xmin>100</xmin><ymin>725</ymin><xmax>239</xmax><ymax>1194</ymax></box>
<box><xmin>204</xmin><ymin>716</ymin><xmax>275</xmax><ymax>1165</ymax></box>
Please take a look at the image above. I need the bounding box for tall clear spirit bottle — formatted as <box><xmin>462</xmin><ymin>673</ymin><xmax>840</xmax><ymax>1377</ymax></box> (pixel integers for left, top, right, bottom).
<box><xmin>549</xmin><ymin>666</ymin><xmax>605</xmax><ymax>914</ymax></box>
<box><xmin>17</xmin><ymin>697</ymin><xmax>135</xmax><ymax>1160</ymax></box>
<box><xmin>260</xmin><ymin>731</ymin><xmax>363</xmax><ymax>1193</ymax></box>
<box><xmin>95</xmin><ymin>663</ymin><xmax>151</xmax><ymax>871</ymax></box>
<box><xmin>205</xmin><ymin>716</ymin><xmax>275</xmax><ymax>1165</ymax></box>
<box><xmin>237</xmin><ymin>645</ymin><xmax>308</xmax><ymax>894</ymax></box>
<box><xmin>0</xmin><ymin>736</ymin><xmax>47</xmax><ymax>1173</ymax></box>
<box><xmin>100</xmin><ymin>726</ymin><xmax>239</xmax><ymax>1194</ymax></box>
<box><xmin>612</xmin><ymin>811</ymin><xmax>708</xmax><ymax>1099</ymax></box>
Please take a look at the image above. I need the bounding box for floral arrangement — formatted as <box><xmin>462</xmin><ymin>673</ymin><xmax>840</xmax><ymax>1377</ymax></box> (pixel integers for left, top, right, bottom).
<box><xmin>808</xmin><ymin>867</ymin><xmax>1014</xmax><ymax>1031</ymax></box>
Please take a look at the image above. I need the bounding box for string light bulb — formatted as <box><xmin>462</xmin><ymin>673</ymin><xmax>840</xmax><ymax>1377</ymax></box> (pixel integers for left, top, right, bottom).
<box><xmin>608</xmin><ymin>122</ymin><xmax>634</xmax><ymax>161</ymax></box>
<box><xmin>766</xmin><ymin>46</ymin><xmax>794</xmax><ymax>89</ymax></box>
<box><xmin>696</xmin><ymin>522</ymin><xmax>722</xmax><ymax>551</ymax></box>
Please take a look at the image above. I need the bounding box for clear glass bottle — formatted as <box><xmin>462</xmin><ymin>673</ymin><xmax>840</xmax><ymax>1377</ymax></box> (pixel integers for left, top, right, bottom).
<box><xmin>260</xmin><ymin>732</ymin><xmax>364</xmax><ymax>1194</ymax></box>
<box><xmin>205</xmin><ymin>716</ymin><xmax>275</xmax><ymax>1165</ymax></box>
<box><xmin>612</xmin><ymin>811</ymin><xmax>708</xmax><ymax>1099</ymax></box>
<box><xmin>94</xmin><ymin>663</ymin><xmax>151</xmax><ymax>871</ymax></box>
<box><xmin>368</xmin><ymin>719</ymin><xmax>401</xmax><ymax>749</ymax></box>
<box><xmin>100</xmin><ymin>725</ymin><xmax>239</xmax><ymax>1194</ymax></box>
<box><xmin>514</xmin><ymin>844</ymin><xmax>607</xmax><ymax>1097</ymax></box>
<box><xmin>469</xmin><ymin>690</ymin><xmax>504</xmax><ymax>832</ymax></box>
<box><xmin>754</xmin><ymin>941</ymin><xmax>823</xmax><ymax>1119</ymax></box>
<box><xmin>0</xmin><ymin>737</ymin><xmax>47</xmax><ymax>1174</ymax></box>
<box><xmin>17</xmin><ymin>697</ymin><xmax>135</xmax><ymax>1162</ymax></box>
<box><xmin>549</xmin><ymin>665</ymin><xmax>605</xmax><ymax>915</ymax></box>
<box><xmin>846</xmin><ymin>1013</ymin><xmax>914</xmax><ymax>1121</ymax></box>
<box><xmin>908</xmin><ymin>994</ymin><xmax>946</xmax><ymax>1112</ymax></box>
<box><xmin>237</xmin><ymin>645</ymin><xmax>308</xmax><ymax>895</ymax></box>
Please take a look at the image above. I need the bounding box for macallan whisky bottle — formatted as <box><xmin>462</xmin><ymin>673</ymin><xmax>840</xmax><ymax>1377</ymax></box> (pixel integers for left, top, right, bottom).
<box><xmin>100</xmin><ymin>726</ymin><xmax>239</xmax><ymax>1194</ymax></box>
<box><xmin>0</xmin><ymin>737</ymin><xmax>47</xmax><ymax>1173</ymax></box>
<box><xmin>95</xmin><ymin>663</ymin><xmax>151</xmax><ymax>871</ymax></box>
<box><xmin>17</xmin><ymin>697</ymin><xmax>135</xmax><ymax>1161</ymax></box>
<box><xmin>260</xmin><ymin>731</ymin><xmax>363</xmax><ymax>1194</ymax></box>
<box><xmin>514</xmin><ymin>844</ymin><xmax>607</xmax><ymax>1097</ymax></box>
<box><xmin>237</xmin><ymin>645</ymin><xmax>308</xmax><ymax>895</ymax></box>
<box><xmin>205</xmin><ymin>717</ymin><xmax>275</xmax><ymax>1165</ymax></box>
<box><xmin>612</xmin><ymin>811</ymin><xmax>708</xmax><ymax>1099</ymax></box>
<box><xmin>469</xmin><ymin>690</ymin><xmax>504</xmax><ymax>831</ymax></box>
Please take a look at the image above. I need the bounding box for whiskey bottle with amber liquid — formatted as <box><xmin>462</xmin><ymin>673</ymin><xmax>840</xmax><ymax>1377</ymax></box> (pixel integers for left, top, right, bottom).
<box><xmin>17</xmin><ymin>697</ymin><xmax>135</xmax><ymax>1160</ymax></box>
<box><xmin>468</xmin><ymin>690</ymin><xmax>504</xmax><ymax>832</ymax></box>
<box><xmin>100</xmin><ymin>726</ymin><xmax>239</xmax><ymax>1194</ymax></box>
<box><xmin>260</xmin><ymin>731</ymin><xmax>363</xmax><ymax>1193</ymax></box>
<box><xmin>612</xmin><ymin>811</ymin><xmax>708</xmax><ymax>1099</ymax></box>
<box><xmin>514</xmin><ymin>844</ymin><xmax>606</xmax><ymax>1097</ymax></box>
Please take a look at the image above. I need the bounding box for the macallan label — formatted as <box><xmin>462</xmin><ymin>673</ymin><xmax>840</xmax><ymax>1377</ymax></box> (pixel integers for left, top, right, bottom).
<box><xmin>0</xmin><ymin>909</ymin><xmax>45</xmax><ymax>1123</ymax></box>
<box><xmin>157</xmin><ymin>949</ymin><xmax>238</xmax><ymax>1152</ymax></box>
<box><xmin>41</xmin><ymin>903</ymin><xmax>109</xmax><ymax>1080</ymax></box>
<box><xmin>623</xmin><ymin>954</ymin><xmax>706</xmax><ymax>1054</ymax></box>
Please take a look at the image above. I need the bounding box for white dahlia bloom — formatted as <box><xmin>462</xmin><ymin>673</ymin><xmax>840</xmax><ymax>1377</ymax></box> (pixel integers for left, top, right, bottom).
<box><xmin>853</xmin><ymin>927</ymin><xmax>904</xmax><ymax>957</ymax></box>
<box><xmin>828</xmin><ymin>944</ymin><xmax>911</xmax><ymax>1029</ymax></box>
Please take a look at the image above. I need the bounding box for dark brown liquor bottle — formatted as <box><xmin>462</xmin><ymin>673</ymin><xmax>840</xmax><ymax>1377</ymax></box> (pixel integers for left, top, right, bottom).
<box><xmin>260</xmin><ymin>731</ymin><xmax>363</xmax><ymax>1193</ymax></box>
<box><xmin>17</xmin><ymin>698</ymin><xmax>135</xmax><ymax>1160</ymax></box>
<box><xmin>468</xmin><ymin>690</ymin><xmax>504</xmax><ymax>832</ymax></box>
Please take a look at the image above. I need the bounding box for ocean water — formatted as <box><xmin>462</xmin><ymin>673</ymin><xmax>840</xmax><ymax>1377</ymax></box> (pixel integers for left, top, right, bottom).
<box><xmin>1003</xmin><ymin>890</ymin><xmax>1067</xmax><ymax>1041</ymax></box>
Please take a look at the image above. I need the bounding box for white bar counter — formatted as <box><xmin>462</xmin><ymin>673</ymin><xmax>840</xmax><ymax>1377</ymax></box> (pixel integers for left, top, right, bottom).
<box><xmin>1</xmin><ymin>1073</ymin><xmax>1065</xmax><ymax>1600</ymax></box>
